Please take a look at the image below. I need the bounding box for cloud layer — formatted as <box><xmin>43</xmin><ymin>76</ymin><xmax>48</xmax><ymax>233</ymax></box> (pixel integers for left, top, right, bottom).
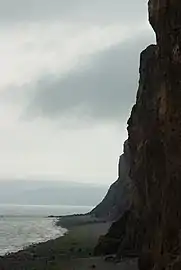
<box><xmin>0</xmin><ymin>0</ymin><xmax>155</xmax><ymax>182</ymax></box>
<box><xmin>0</xmin><ymin>0</ymin><xmax>147</xmax><ymax>24</ymax></box>
<box><xmin>25</xmin><ymin>32</ymin><xmax>155</xmax><ymax>123</ymax></box>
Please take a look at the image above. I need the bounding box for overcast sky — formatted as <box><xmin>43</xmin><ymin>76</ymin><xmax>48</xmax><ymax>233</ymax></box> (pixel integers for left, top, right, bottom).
<box><xmin>0</xmin><ymin>0</ymin><xmax>155</xmax><ymax>184</ymax></box>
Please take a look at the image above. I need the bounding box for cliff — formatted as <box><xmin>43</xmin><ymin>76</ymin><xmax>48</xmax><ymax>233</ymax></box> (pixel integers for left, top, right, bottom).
<box><xmin>96</xmin><ymin>1</ymin><xmax>181</xmax><ymax>269</ymax></box>
<box><xmin>57</xmin><ymin>142</ymin><xmax>132</xmax><ymax>229</ymax></box>
<box><xmin>91</xmin><ymin>140</ymin><xmax>132</xmax><ymax>221</ymax></box>
<box><xmin>129</xmin><ymin>1</ymin><xmax>181</xmax><ymax>268</ymax></box>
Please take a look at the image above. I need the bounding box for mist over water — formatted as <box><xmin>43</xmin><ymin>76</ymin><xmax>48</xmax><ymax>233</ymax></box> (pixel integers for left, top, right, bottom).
<box><xmin>0</xmin><ymin>204</ymin><xmax>93</xmax><ymax>217</ymax></box>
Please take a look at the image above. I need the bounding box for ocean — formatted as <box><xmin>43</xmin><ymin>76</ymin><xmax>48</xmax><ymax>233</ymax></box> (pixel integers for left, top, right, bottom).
<box><xmin>0</xmin><ymin>204</ymin><xmax>92</xmax><ymax>255</ymax></box>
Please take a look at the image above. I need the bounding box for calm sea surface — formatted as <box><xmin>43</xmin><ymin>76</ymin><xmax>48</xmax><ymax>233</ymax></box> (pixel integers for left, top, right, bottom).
<box><xmin>0</xmin><ymin>204</ymin><xmax>92</xmax><ymax>255</ymax></box>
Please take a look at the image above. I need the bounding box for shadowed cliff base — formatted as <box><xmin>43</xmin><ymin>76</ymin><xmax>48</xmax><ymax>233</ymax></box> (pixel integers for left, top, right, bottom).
<box><xmin>95</xmin><ymin>1</ymin><xmax>181</xmax><ymax>270</ymax></box>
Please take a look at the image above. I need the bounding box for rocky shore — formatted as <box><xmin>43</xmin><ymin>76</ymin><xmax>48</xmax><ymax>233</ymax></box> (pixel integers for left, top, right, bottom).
<box><xmin>1</xmin><ymin>1</ymin><xmax>181</xmax><ymax>269</ymax></box>
<box><xmin>0</xmin><ymin>221</ymin><xmax>137</xmax><ymax>270</ymax></box>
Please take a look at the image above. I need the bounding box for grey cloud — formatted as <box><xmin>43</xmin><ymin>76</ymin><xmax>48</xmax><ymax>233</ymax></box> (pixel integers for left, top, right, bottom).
<box><xmin>25</xmin><ymin>32</ymin><xmax>155</xmax><ymax>123</ymax></box>
<box><xmin>0</xmin><ymin>0</ymin><xmax>147</xmax><ymax>24</ymax></box>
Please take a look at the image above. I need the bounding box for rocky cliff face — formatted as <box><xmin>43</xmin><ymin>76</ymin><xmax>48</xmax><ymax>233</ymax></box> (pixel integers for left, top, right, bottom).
<box><xmin>96</xmin><ymin>1</ymin><xmax>181</xmax><ymax>269</ymax></box>
<box><xmin>128</xmin><ymin>1</ymin><xmax>181</xmax><ymax>269</ymax></box>
<box><xmin>91</xmin><ymin>140</ymin><xmax>132</xmax><ymax>221</ymax></box>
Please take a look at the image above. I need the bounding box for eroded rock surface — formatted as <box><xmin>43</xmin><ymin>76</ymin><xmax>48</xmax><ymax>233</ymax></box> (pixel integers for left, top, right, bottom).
<box><xmin>128</xmin><ymin>1</ymin><xmax>181</xmax><ymax>269</ymax></box>
<box><xmin>96</xmin><ymin>1</ymin><xmax>181</xmax><ymax>269</ymax></box>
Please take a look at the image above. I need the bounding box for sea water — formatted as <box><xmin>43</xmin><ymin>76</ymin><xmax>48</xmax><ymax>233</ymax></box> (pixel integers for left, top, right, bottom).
<box><xmin>0</xmin><ymin>204</ymin><xmax>92</xmax><ymax>255</ymax></box>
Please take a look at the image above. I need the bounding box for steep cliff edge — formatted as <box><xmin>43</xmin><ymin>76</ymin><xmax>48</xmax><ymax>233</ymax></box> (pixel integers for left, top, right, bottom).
<box><xmin>91</xmin><ymin>140</ymin><xmax>132</xmax><ymax>221</ymax></box>
<box><xmin>96</xmin><ymin>1</ymin><xmax>181</xmax><ymax>269</ymax></box>
<box><xmin>58</xmin><ymin>140</ymin><xmax>132</xmax><ymax>229</ymax></box>
<box><xmin>128</xmin><ymin>1</ymin><xmax>181</xmax><ymax>269</ymax></box>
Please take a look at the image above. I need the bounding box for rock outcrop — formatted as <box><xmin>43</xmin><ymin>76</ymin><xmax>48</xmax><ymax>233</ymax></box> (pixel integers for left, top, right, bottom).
<box><xmin>57</xmin><ymin>140</ymin><xmax>132</xmax><ymax>229</ymax></box>
<box><xmin>96</xmin><ymin>1</ymin><xmax>181</xmax><ymax>269</ymax></box>
<box><xmin>57</xmin><ymin>141</ymin><xmax>132</xmax><ymax>229</ymax></box>
<box><xmin>128</xmin><ymin>1</ymin><xmax>181</xmax><ymax>269</ymax></box>
<box><xmin>91</xmin><ymin>140</ymin><xmax>132</xmax><ymax>221</ymax></box>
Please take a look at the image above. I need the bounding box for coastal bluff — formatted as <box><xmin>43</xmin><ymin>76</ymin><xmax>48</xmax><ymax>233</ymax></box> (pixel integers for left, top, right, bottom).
<box><xmin>91</xmin><ymin>140</ymin><xmax>132</xmax><ymax>221</ymax></box>
<box><xmin>96</xmin><ymin>1</ymin><xmax>181</xmax><ymax>270</ymax></box>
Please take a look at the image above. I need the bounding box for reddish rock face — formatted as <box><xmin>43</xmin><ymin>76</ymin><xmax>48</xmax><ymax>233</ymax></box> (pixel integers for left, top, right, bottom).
<box><xmin>127</xmin><ymin>0</ymin><xmax>181</xmax><ymax>269</ymax></box>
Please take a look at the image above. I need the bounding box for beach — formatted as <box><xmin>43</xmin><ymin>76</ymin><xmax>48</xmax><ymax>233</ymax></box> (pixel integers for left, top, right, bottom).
<box><xmin>0</xmin><ymin>204</ymin><xmax>92</xmax><ymax>256</ymax></box>
<box><xmin>0</xmin><ymin>221</ymin><xmax>138</xmax><ymax>270</ymax></box>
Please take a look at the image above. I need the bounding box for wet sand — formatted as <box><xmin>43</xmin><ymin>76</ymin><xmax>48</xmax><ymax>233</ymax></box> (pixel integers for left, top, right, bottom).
<box><xmin>0</xmin><ymin>222</ymin><xmax>138</xmax><ymax>270</ymax></box>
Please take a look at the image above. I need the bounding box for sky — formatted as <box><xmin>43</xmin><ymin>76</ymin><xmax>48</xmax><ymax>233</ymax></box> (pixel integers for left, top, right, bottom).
<box><xmin>0</xmin><ymin>0</ymin><xmax>155</xmax><ymax>184</ymax></box>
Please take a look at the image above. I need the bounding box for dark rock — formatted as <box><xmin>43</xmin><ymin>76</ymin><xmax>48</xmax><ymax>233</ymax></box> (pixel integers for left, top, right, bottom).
<box><xmin>91</xmin><ymin>140</ymin><xmax>132</xmax><ymax>221</ymax></box>
<box><xmin>94</xmin><ymin>210</ymin><xmax>131</xmax><ymax>255</ymax></box>
<box><xmin>138</xmin><ymin>252</ymin><xmax>154</xmax><ymax>270</ymax></box>
<box><xmin>95</xmin><ymin>1</ymin><xmax>181</xmax><ymax>269</ymax></box>
<box><xmin>58</xmin><ymin>140</ymin><xmax>133</xmax><ymax>229</ymax></box>
<box><xmin>126</xmin><ymin>0</ymin><xmax>181</xmax><ymax>268</ymax></box>
<box><xmin>104</xmin><ymin>255</ymin><xmax>116</xmax><ymax>262</ymax></box>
